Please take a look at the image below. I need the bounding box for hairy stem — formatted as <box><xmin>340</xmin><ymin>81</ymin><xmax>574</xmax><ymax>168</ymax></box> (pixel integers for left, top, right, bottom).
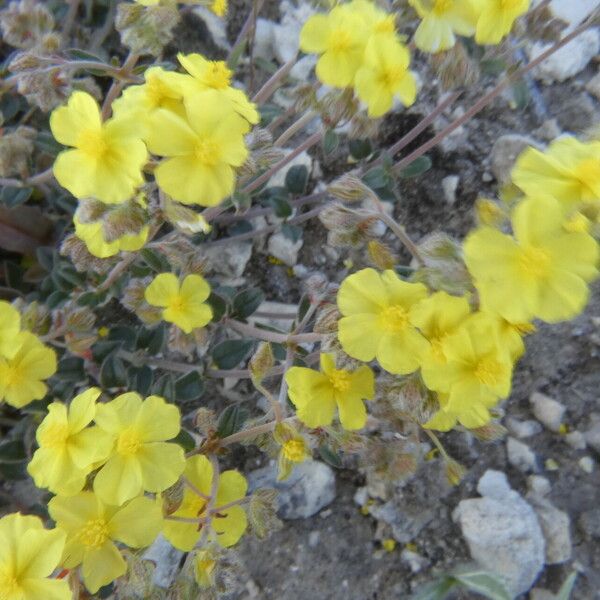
<box><xmin>226</xmin><ymin>318</ymin><xmax>324</xmax><ymax>344</ymax></box>
<box><xmin>252</xmin><ymin>56</ymin><xmax>298</xmax><ymax>104</ymax></box>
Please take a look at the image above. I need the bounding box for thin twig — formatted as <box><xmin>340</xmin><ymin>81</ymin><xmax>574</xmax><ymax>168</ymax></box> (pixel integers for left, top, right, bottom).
<box><xmin>101</xmin><ymin>52</ymin><xmax>139</xmax><ymax>120</ymax></box>
<box><xmin>376</xmin><ymin>211</ymin><xmax>425</xmax><ymax>267</ymax></box>
<box><xmin>226</xmin><ymin>318</ymin><xmax>324</xmax><ymax>344</ymax></box>
<box><xmin>252</xmin><ymin>56</ymin><xmax>298</xmax><ymax>104</ymax></box>
<box><xmin>274</xmin><ymin>111</ymin><xmax>317</xmax><ymax>147</ymax></box>
<box><xmin>227</xmin><ymin>0</ymin><xmax>266</xmax><ymax>64</ymax></box>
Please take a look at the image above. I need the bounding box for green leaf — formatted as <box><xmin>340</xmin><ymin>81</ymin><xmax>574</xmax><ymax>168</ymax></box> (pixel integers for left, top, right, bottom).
<box><xmin>140</xmin><ymin>248</ymin><xmax>170</xmax><ymax>273</ymax></box>
<box><xmin>266</xmin><ymin>194</ymin><xmax>292</xmax><ymax>218</ymax></box>
<box><xmin>556</xmin><ymin>572</ymin><xmax>577</xmax><ymax>600</ymax></box>
<box><xmin>92</xmin><ymin>340</ymin><xmax>122</xmax><ymax>362</ymax></box>
<box><xmin>399</xmin><ymin>156</ymin><xmax>432</xmax><ymax>179</ymax></box>
<box><xmin>46</xmin><ymin>290</ymin><xmax>68</xmax><ymax>308</ymax></box>
<box><xmin>349</xmin><ymin>138</ymin><xmax>372</xmax><ymax>160</ymax></box>
<box><xmin>323</xmin><ymin>130</ymin><xmax>339</xmax><ymax>155</ymax></box>
<box><xmin>36</xmin><ymin>247</ymin><xmax>56</xmax><ymax>272</ymax></box>
<box><xmin>452</xmin><ymin>568</ymin><xmax>512</xmax><ymax>600</ymax></box>
<box><xmin>281</xmin><ymin>223</ymin><xmax>302</xmax><ymax>243</ymax></box>
<box><xmin>511</xmin><ymin>79</ymin><xmax>530</xmax><ymax>111</ymax></box>
<box><xmin>411</xmin><ymin>578</ymin><xmax>457</xmax><ymax>600</ymax></box>
<box><xmin>128</xmin><ymin>365</ymin><xmax>153</xmax><ymax>396</ymax></box>
<box><xmin>152</xmin><ymin>373</ymin><xmax>176</xmax><ymax>402</ymax></box>
<box><xmin>56</xmin><ymin>357</ymin><xmax>85</xmax><ymax>382</ymax></box>
<box><xmin>77</xmin><ymin>291</ymin><xmax>104</xmax><ymax>307</ymax></box>
<box><xmin>318</xmin><ymin>445</ymin><xmax>343</xmax><ymax>468</ymax></box>
<box><xmin>136</xmin><ymin>324</ymin><xmax>165</xmax><ymax>355</ymax></box>
<box><xmin>232</xmin><ymin>288</ymin><xmax>265</xmax><ymax>319</ymax></box>
<box><xmin>100</xmin><ymin>352</ymin><xmax>128</xmax><ymax>388</ymax></box>
<box><xmin>0</xmin><ymin>186</ymin><xmax>33</xmax><ymax>208</ymax></box>
<box><xmin>173</xmin><ymin>429</ymin><xmax>197</xmax><ymax>452</ymax></box>
<box><xmin>285</xmin><ymin>165</ymin><xmax>309</xmax><ymax>195</ymax></box>
<box><xmin>362</xmin><ymin>166</ymin><xmax>390</xmax><ymax>190</ymax></box>
<box><xmin>216</xmin><ymin>404</ymin><xmax>249</xmax><ymax>438</ymax></box>
<box><xmin>0</xmin><ymin>439</ymin><xmax>26</xmax><ymax>463</ymax></box>
<box><xmin>175</xmin><ymin>371</ymin><xmax>204</xmax><ymax>402</ymax></box>
<box><xmin>107</xmin><ymin>326</ymin><xmax>137</xmax><ymax>351</ymax></box>
<box><xmin>64</xmin><ymin>48</ymin><xmax>105</xmax><ymax>63</ymax></box>
<box><xmin>260</xmin><ymin>103</ymin><xmax>283</xmax><ymax>126</ymax></box>
<box><xmin>212</xmin><ymin>339</ymin><xmax>255</xmax><ymax>369</ymax></box>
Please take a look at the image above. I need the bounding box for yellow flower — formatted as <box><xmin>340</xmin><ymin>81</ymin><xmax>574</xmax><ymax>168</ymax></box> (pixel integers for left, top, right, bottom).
<box><xmin>210</xmin><ymin>0</ymin><xmax>228</xmax><ymax>16</ymax></box>
<box><xmin>28</xmin><ymin>388</ymin><xmax>112</xmax><ymax>496</ymax></box>
<box><xmin>147</xmin><ymin>97</ymin><xmax>249</xmax><ymax>206</ymax></box>
<box><xmin>337</xmin><ymin>268</ymin><xmax>429</xmax><ymax>374</ymax></box>
<box><xmin>50</xmin><ymin>91</ymin><xmax>147</xmax><ymax>204</ymax></box>
<box><xmin>163</xmin><ymin>455</ymin><xmax>248</xmax><ymax>551</ymax></box>
<box><xmin>488</xmin><ymin>313</ymin><xmax>534</xmax><ymax>361</ymax></box>
<box><xmin>74</xmin><ymin>216</ymin><xmax>149</xmax><ymax>259</ymax></box>
<box><xmin>112</xmin><ymin>66</ymin><xmax>188</xmax><ymax>122</ymax></box>
<box><xmin>511</xmin><ymin>137</ymin><xmax>600</xmax><ymax>211</ymax></box>
<box><xmin>0</xmin><ymin>513</ymin><xmax>69</xmax><ymax>600</ymax></box>
<box><xmin>465</xmin><ymin>196</ymin><xmax>599</xmax><ymax>324</ymax></box>
<box><xmin>347</xmin><ymin>0</ymin><xmax>397</xmax><ymax>38</ymax></box>
<box><xmin>273</xmin><ymin>422</ymin><xmax>311</xmax><ymax>480</ymax></box>
<box><xmin>423</xmin><ymin>313</ymin><xmax>513</xmax><ymax>410</ymax></box>
<box><xmin>285</xmin><ymin>353</ymin><xmax>374</xmax><ymax>430</ymax></box>
<box><xmin>424</xmin><ymin>392</ymin><xmax>491</xmax><ymax>431</ymax></box>
<box><xmin>354</xmin><ymin>36</ymin><xmax>417</xmax><ymax>117</ymax></box>
<box><xmin>0</xmin><ymin>301</ymin><xmax>21</xmax><ymax>359</ymax></box>
<box><xmin>177</xmin><ymin>53</ymin><xmax>259</xmax><ymax>124</ymax></box>
<box><xmin>409</xmin><ymin>0</ymin><xmax>480</xmax><ymax>53</ymax></box>
<box><xmin>299</xmin><ymin>4</ymin><xmax>366</xmax><ymax>88</ymax></box>
<box><xmin>145</xmin><ymin>273</ymin><xmax>213</xmax><ymax>333</ymax></box>
<box><xmin>93</xmin><ymin>393</ymin><xmax>186</xmax><ymax>506</ymax></box>
<box><xmin>48</xmin><ymin>492</ymin><xmax>163</xmax><ymax>594</ymax></box>
<box><xmin>194</xmin><ymin>549</ymin><xmax>217</xmax><ymax>588</ymax></box>
<box><xmin>475</xmin><ymin>0</ymin><xmax>530</xmax><ymax>45</ymax></box>
<box><xmin>409</xmin><ymin>291</ymin><xmax>471</xmax><ymax>390</ymax></box>
<box><xmin>0</xmin><ymin>331</ymin><xmax>56</xmax><ymax>408</ymax></box>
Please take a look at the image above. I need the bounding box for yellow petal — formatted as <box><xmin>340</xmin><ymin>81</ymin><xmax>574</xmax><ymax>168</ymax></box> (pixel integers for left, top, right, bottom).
<box><xmin>137</xmin><ymin>442</ymin><xmax>185</xmax><ymax>492</ymax></box>
<box><xmin>93</xmin><ymin>455</ymin><xmax>143</xmax><ymax>506</ymax></box>
<box><xmin>299</xmin><ymin>14</ymin><xmax>330</xmax><ymax>54</ymax></box>
<box><xmin>145</xmin><ymin>273</ymin><xmax>180</xmax><ymax>308</ymax></box>
<box><xmin>108</xmin><ymin>496</ymin><xmax>163</xmax><ymax>548</ymax></box>
<box><xmin>338</xmin><ymin>314</ymin><xmax>382</xmax><ymax>362</ymax></box>
<box><xmin>50</xmin><ymin>91</ymin><xmax>101</xmax><ymax>147</ymax></box>
<box><xmin>215</xmin><ymin>470</ymin><xmax>248</xmax><ymax>506</ymax></box>
<box><xmin>68</xmin><ymin>387</ymin><xmax>101</xmax><ymax>434</ymax></box>
<box><xmin>212</xmin><ymin>505</ymin><xmax>247</xmax><ymax>547</ymax></box>
<box><xmin>337</xmin><ymin>395</ymin><xmax>367</xmax><ymax>430</ymax></box>
<box><xmin>81</xmin><ymin>541</ymin><xmax>126</xmax><ymax>593</ymax></box>
<box><xmin>135</xmin><ymin>395</ymin><xmax>181</xmax><ymax>442</ymax></box>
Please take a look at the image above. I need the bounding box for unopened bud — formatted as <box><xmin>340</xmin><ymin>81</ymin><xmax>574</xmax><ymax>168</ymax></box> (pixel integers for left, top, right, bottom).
<box><xmin>65</xmin><ymin>305</ymin><xmax>96</xmax><ymax>331</ymax></box>
<box><xmin>319</xmin><ymin>203</ymin><xmax>362</xmax><ymax>231</ymax></box>
<box><xmin>102</xmin><ymin>199</ymin><xmax>148</xmax><ymax>242</ymax></box>
<box><xmin>445</xmin><ymin>458</ymin><xmax>467</xmax><ymax>486</ymax></box>
<box><xmin>162</xmin><ymin>479</ymin><xmax>184</xmax><ymax>515</ymax></box>
<box><xmin>313</xmin><ymin>303</ymin><xmax>339</xmax><ymax>334</ymax></box>
<box><xmin>471</xmin><ymin>422</ymin><xmax>508</xmax><ymax>442</ymax></box>
<box><xmin>0</xmin><ymin>0</ymin><xmax>55</xmax><ymax>50</ymax></box>
<box><xmin>75</xmin><ymin>199</ymin><xmax>109</xmax><ymax>224</ymax></box>
<box><xmin>475</xmin><ymin>197</ymin><xmax>506</xmax><ymax>228</ymax></box>
<box><xmin>367</xmin><ymin>240</ymin><xmax>397</xmax><ymax>270</ymax></box>
<box><xmin>328</xmin><ymin>173</ymin><xmax>373</xmax><ymax>203</ymax></box>
<box><xmin>0</xmin><ymin>126</ymin><xmax>35</xmax><ymax>177</ymax></box>
<box><xmin>246</xmin><ymin>127</ymin><xmax>273</xmax><ymax>150</ymax></box>
<box><xmin>60</xmin><ymin>234</ymin><xmax>114</xmax><ymax>274</ymax></box>
<box><xmin>249</xmin><ymin>342</ymin><xmax>274</xmax><ymax>384</ymax></box>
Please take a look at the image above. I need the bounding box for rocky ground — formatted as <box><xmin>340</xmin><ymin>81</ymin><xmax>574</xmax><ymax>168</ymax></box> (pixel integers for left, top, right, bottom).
<box><xmin>161</xmin><ymin>1</ymin><xmax>600</xmax><ymax>598</ymax></box>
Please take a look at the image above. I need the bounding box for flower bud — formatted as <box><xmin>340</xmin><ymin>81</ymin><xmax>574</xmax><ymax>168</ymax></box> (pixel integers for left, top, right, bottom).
<box><xmin>367</xmin><ymin>240</ymin><xmax>397</xmax><ymax>270</ymax></box>
<box><xmin>0</xmin><ymin>126</ymin><xmax>35</xmax><ymax>177</ymax></box>
<box><xmin>249</xmin><ymin>342</ymin><xmax>274</xmax><ymax>385</ymax></box>
<box><xmin>327</xmin><ymin>173</ymin><xmax>373</xmax><ymax>203</ymax></box>
<box><xmin>0</xmin><ymin>0</ymin><xmax>54</xmax><ymax>50</ymax></box>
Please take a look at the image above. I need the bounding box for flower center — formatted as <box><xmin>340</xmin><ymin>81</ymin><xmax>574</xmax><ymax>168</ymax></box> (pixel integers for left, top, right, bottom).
<box><xmin>517</xmin><ymin>246</ymin><xmax>551</xmax><ymax>279</ymax></box>
<box><xmin>283</xmin><ymin>439</ymin><xmax>306</xmax><ymax>462</ymax></box>
<box><xmin>79</xmin><ymin>518</ymin><xmax>109</xmax><ymax>549</ymax></box>
<box><xmin>328</xmin><ymin>369</ymin><xmax>351</xmax><ymax>393</ymax></box>
<box><xmin>77</xmin><ymin>128</ymin><xmax>108</xmax><ymax>159</ymax></box>
<box><xmin>211</xmin><ymin>0</ymin><xmax>227</xmax><ymax>17</ymax></box>
<box><xmin>117</xmin><ymin>427</ymin><xmax>143</xmax><ymax>456</ymax></box>
<box><xmin>474</xmin><ymin>356</ymin><xmax>504</xmax><ymax>386</ymax></box>
<box><xmin>39</xmin><ymin>422</ymin><xmax>70</xmax><ymax>450</ymax></box>
<box><xmin>378</xmin><ymin>66</ymin><xmax>405</xmax><ymax>91</ymax></box>
<box><xmin>203</xmin><ymin>61</ymin><xmax>232</xmax><ymax>89</ymax></box>
<box><xmin>433</xmin><ymin>0</ymin><xmax>453</xmax><ymax>15</ymax></box>
<box><xmin>0</xmin><ymin>568</ymin><xmax>20</xmax><ymax>599</ymax></box>
<box><xmin>330</xmin><ymin>29</ymin><xmax>353</xmax><ymax>53</ymax></box>
<box><xmin>193</xmin><ymin>139</ymin><xmax>219</xmax><ymax>166</ymax></box>
<box><xmin>380</xmin><ymin>305</ymin><xmax>409</xmax><ymax>332</ymax></box>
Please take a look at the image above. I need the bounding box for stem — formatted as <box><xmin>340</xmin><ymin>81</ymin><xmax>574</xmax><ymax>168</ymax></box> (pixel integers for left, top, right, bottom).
<box><xmin>165</xmin><ymin>515</ymin><xmax>207</xmax><ymax>524</ymax></box>
<box><xmin>252</xmin><ymin>56</ymin><xmax>298</xmax><ymax>104</ymax></box>
<box><xmin>219</xmin><ymin>416</ymin><xmax>297</xmax><ymax>446</ymax></box>
<box><xmin>277</xmin><ymin>345</ymin><xmax>294</xmax><ymax>412</ymax></box>
<box><xmin>274</xmin><ymin>111</ymin><xmax>317</xmax><ymax>147</ymax></box>
<box><xmin>211</xmin><ymin>497</ymin><xmax>248</xmax><ymax>513</ymax></box>
<box><xmin>241</xmin><ymin>131</ymin><xmax>322</xmax><ymax>195</ymax></box>
<box><xmin>0</xmin><ymin>167</ymin><xmax>55</xmax><ymax>189</ymax></box>
<box><xmin>376</xmin><ymin>211</ymin><xmax>425</xmax><ymax>267</ymax></box>
<box><xmin>119</xmin><ymin>349</ymin><xmax>203</xmax><ymax>374</ymax></box>
<box><xmin>96</xmin><ymin>253</ymin><xmax>137</xmax><ymax>292</ymax></box>
<box><xmin>226</xmin><ymin>318</ymin><xmax>324</xmax><ymax>344</ymax></box>
<box><xmin>62</xmin><ymin>0</ymin><xmax>81</xmax><ymax>46</ymax></box>
<box><xmin>228</xmin><ymin>0</ymin><xmax>266</xmax><ymax>65</ymax></box>
<box><xmin>101</xmin><ymin>52</ymin><xmax>139</xmax><ymax>120</ymax></box>
<box><xmin>183</xmin><ymin>476</ymin><xmax>211</xmax><ymax>501</ymax></box>
<box><xmin>424</xmin><ymin>429</ymin><xmax>449</xmax><ymax>460</ymax></box>
<box><xmin>393</xmin><ymin>21</ymin><xmax>593</xmax><ymax>173</ymax></box>
<box><xmin>254</xmin><ymin>310</ymin><xmax>297</xmax><ymax>320</ymax></box>
<box><xmin>255</xmin><ymin>381</ymin><xmax>283</xmax><ymax>422</ymax></box>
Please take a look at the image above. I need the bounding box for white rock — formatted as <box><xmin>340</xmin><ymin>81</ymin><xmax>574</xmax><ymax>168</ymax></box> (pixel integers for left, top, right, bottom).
<box><xmin>253</xmin><ymin>18</ymin><xmax>276</xmax><ymax>62</ymax></box>
<box><xmin>271</xmin><ymin>0</ymin><xmax>318</xmax><ymax>64</ymax></box>
<box><xmin>308</xmin><ymin>531</ymin><xmax>320</xmax><ymax>548</ymax></box>
<box><xmin>249</xmin><ymin>300</ymin><xmax>297</xmax><ymax>331</ymax></box>
<box><xmin>442</xmin><ymin>175</ymin><xmax>460</xmax><ymax>205</ymax></box>
<box><xmin>490</xmin><ymin>134</ymin><xmax>541</xmax><ymax>184</ymax></box>
<box><xmin>528</xmin><ymin>497</ymin><xmax>572</xmax><ymax>564</ymax></box>
<box><xmin>583</xmin><ymin>422</ymin><xmax>600</xmax><ymax>452</ymax></box>
<box><xmin>565</xmin><ymin>430</ymin><xmax>587</xmax><ymax>450</ymax></box>
<box><xmin>477</xmin><ymin>469</ymin><xmax>512</xmax><ymax>500</ymax></box>
<box><xmin>143</xmin><ymin>534</ymin><xmax>184</xmax><ymax>589</ymax></box>
<box><xmin>192</xmin><ymin>7</ymin><xmax>230</xmax><ymax>51</ymax></box>
<box><xmin>290</xmin><ymin>55</ymin><xmax>317</xmax><ymax>81</ymax></box>
<box><xmin>527</xmin><ymin>475</ymin><xmax>551</xmax><ymax>497</ymax></box>
<box><xmin>586</xmin><ymin>72</ymin><xmax>600</xmax><ymax>101</ymax></box>
<box><xmin>530</xmin><ymin>589</ymin><xmax>557</xmax><ymax>600</ymax></box>
<box><xmin>353</xmin><ymin>486</ymin><xmax>369</xmax><ymax>507</ymax></box>
<box><xmin>454</xmin><ymin>470</ymin><xmax>545</xmax><ymax>596</ymax></box>
<box><xmin>401</xmin><ymin>549</ymin><xmax>429</xmax><ymax>573</ymax></box>
<box><xmin>507</xmin><ymin>437</ymin><xmax>539</xmax><ymax>473</ymax></box>
<box><xmin>268</xmin><ymin>231</ymin><xmax>303</xmax><ymax>266</ymax></box>
<box><xmin>542</xmin><ymin>0</ymin><xmax>599</xmax><ymax>27</ymax></box>
<box><xmin>579</xmin><ymin>456</ymin><xmax>595</xmax><ymax>473</ymax></box>
<box><xmin>506</xmin><ymin>417</ymin><xmax>543</xmax><ymax>439</ymax></box>
<box><xmin>269</xmin><ymin>149</ymin><xmax>312</xmax><ymax>187</ymax></box>
<box><xmin>530</xmin><ymin>392</ymin><xmax>566</xmax><ymax>432</ymax></box>
<box><xmin>531</xmin><ymin>30</ymin><xmax>600</xmax><ymax>83</ymax></box>
<box><xmin>203</xmin><ymin>241</ymin><xmax>252</xmax><ymax>281</ymax></box>
<box><xmin>248</xmin><ymin>460</ymin><xmax>336</xmax><ymax>519</ymax></box>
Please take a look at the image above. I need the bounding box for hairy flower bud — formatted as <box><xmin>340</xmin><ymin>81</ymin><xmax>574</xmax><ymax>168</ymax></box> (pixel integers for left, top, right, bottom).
<box><xmin>0</xmin><ymin>126</ymin><xmax>35</xmax><ymax>177</ymax></box>
<box><xmin>75</xmin><ymin>199</ymin><xmax>110</xmax><ymax>225</ymax></box>
<box><xmin>367</xmin><ymin>240</ymin><xmax>397</xmax><ymax>270</ymax></box>
<box><xmin>249</xmin><ymin>342</ymin><xmax>274</xmax><ymax>384</ymax></box>
<box><xmin>60</xmin><ymin>234</ymin><xmax>114</xmax><ymax>274</ymax></box>
<box><xmin>0</xmin><ymin>0</ymin><xmax>54</xmax><ymax>50</ymax></box>
<box><xmin>328</xmin><ymin>173</ymin><xmax>373</xmax><ymax>203</ymax></box>
<box><xmin>101</xmin><ymin>199</ymin><xmax>148</xmax><ymax>243</ymax></box>
<box><xmin>429</xmin><ymin>43</ymin><xmax>479</xmax><ymax>91</ymax></box>
<box><xmin>313</xmin><ymin>303</ymin><xmax>339</xmax><ymax>334</ymax></box>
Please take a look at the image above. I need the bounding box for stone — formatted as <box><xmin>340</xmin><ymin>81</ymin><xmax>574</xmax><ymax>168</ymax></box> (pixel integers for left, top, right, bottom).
<box><xmin>579</xmin><ymin>508</ymin><xmax>600</xmax><ymax>539</ymax></box>
<box><xmin>142</xmin><ymin>534</ymin><xmax>184</xmax><ymax>589</ymax></box>
<box><xmin>253</xmin><ymin>19</ymin><xmax>276</xmax><ymax>62</ymax></box>
<box><xmin>579</xmin><ymin>456</ymin><xmax>594</xmax><ymax>473</ymax></box>
<box><xmin>530</xmin><ymin>392</ymin><xmax>566</xmax><ymax>432</ymax></box>
<box><xmin>506</xmin><ymin>417</ymin><xmax>543</xmax><ymax>439</ymax></box>
<box><xmin>507</xmin><ymin>437</ymin><xmax>539</xmax><ymax>473</ymax></box>
<box><xmin>204</xmin><ymin>241</ymin><xmax>252</xmax><ymax>281</ymax></box>
<box><xmin>583</xmin><ymin>422</ymin><xmax>600</xmax><ymax>453</ymax></box>
<box><xmin>454</xmin><ymin>470</ymin><xmax>545</xmax><ymax>596</ymax></box>
<box><xmin>546</xmin><ymin>0</ymin><xmax>598</xmax><ymax>26</ymax></box>
<box><xmin>441</xmin><ymin>175</ymin><xmax>460</xmax><ymax>205</ymax></box>
<box><xmin>247</xmin><ymin>460</ymin><xmax>336</xmax><ymax>520</ymax></box>
<box><xmin>565</xmin><ymin>430</ymin><xmax>587</xmax><ymax>450</ymax></box>
<box><xmin>290</xmin><ymin>55</ymin><xmax>317</xmax><ymax>81</ymax></box>
<box><xmin>269</xmin><ymin>149</ymin><xmax>312</xmax><ymax>188</ymax></box>
<box><xmin>490</xmin><ymin>134</ymin><xmax>541</xmax><ymax>184</ymax></box>
<box><xmin>527</xmin><ymin>475</ymin><xmax>551</xmax><ymax>498</ymax></box>
<box><xmin>553</xmin><ymin>94</ymin><xmax>597</xmax><ymax>133</ymax></box>
<box><xmin>477</xmin><ymin>469</ymin><xmax>512</xmax><ymax>500</ymax></box>
<box><xmin>308</xmin><ymin>531</ymin><xmax>320</xmax><ymax>548</ymax></box>
<box><xmin>268</xmin><ymin>231</ymin><xmax>303</xmax><ymax>266</ymax></box>
<box><xmin>401</xmin><ymin>549</ymin><xmax>429</xmax><ymax>573</ymax></box>
<box><xmin>369</xmin><ymin>500</ymin><xmax>436</xmax><ymax>544</ymax></box>
<box><xmin>531</xmin><ymin>29</ymin><xmax>600</xmax><ymax>83</ymax></box>
<box><xmin>586</xmin><ymin>72</ymin><xmax>600</xmax><ymax>101</ymax></box>
<box><xmin>528</xmin><ymin>497</ymin><xmax>572</xmax><ymax>564</ymax></box>
<box><xmin>272</xmin><ymin>0</ymin><xmax>317</xmax><ymax>64</ymax></box>
<box><xmin>250</xmin><ymin>301</ymin><xmax>298</xmax><ymax>331</ymax></box>
<box><xmin>533</xmin><ymin>118</ymin><xmax>562</xmax><ymax>142</ymax></box>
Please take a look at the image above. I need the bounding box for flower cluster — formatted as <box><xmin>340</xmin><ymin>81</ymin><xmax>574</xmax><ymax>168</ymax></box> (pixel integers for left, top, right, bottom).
<box><xmin>0</xmin><ymin>301</ymin><xmax>56</xmax><ymax>408</ymax></box>
<box><xmin>300</xmin><ymin>0</ymin><xmax>417</xmax><ymax>117</ymax></box>
<box><xmin>25</xmin><ymin>388</ymin><xmax>249</xmax><ymax>593</ymax></box>
<box><xmin>50</xmin><ymin>52</ymin><xmax>257</xmax><ymax>258</ymax></box>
